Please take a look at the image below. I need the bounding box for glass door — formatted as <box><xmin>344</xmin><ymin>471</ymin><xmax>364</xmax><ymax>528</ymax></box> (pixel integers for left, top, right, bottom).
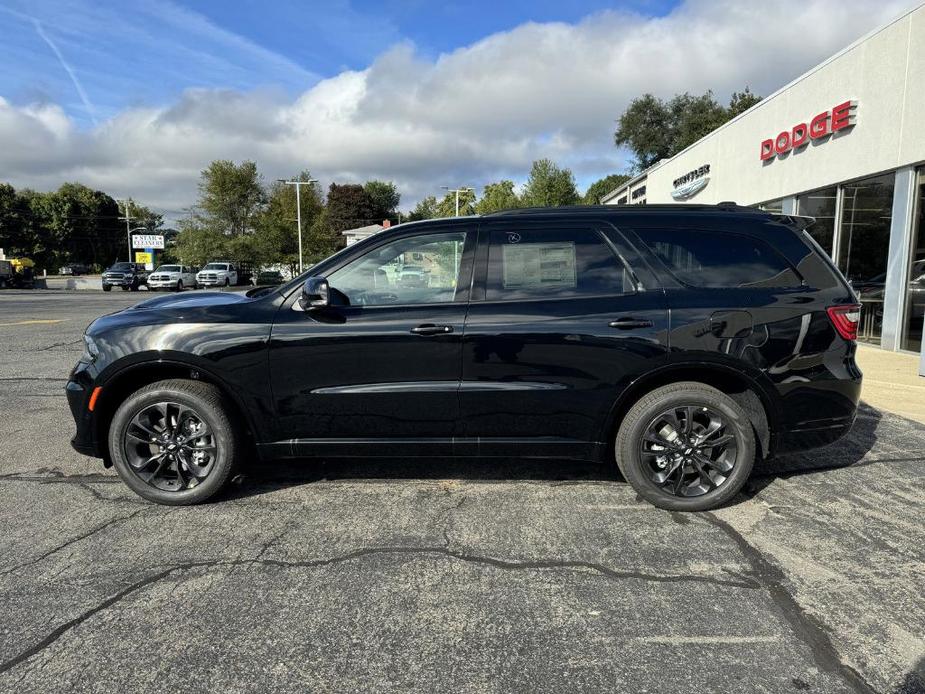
<box><xmin>837</xmin><ymin>173</ymin><xmax>895</xmax><ymax>344</ymax></box>
<box><xmin>900</xmin><ymin>168</ymin><xmax>925</xmax><ymax>352</ymax></box>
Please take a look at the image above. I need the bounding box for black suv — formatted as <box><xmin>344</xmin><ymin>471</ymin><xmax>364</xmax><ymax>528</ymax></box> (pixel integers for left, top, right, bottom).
<box><xmin>101</xmin><ymin>262</ymin><xmax>148</xmax><ymax>292</ymax></box>
<box><xmin>67</xmin><ymin>205</ymin><xmax>862</xmax><ymax>510</ymax></box>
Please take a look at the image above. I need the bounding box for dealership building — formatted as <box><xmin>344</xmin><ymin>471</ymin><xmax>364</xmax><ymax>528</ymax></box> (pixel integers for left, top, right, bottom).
<box><xmin>603</xmin><ymin>3</ymin><xmax>925</xmax><ymax>357</ymax></box>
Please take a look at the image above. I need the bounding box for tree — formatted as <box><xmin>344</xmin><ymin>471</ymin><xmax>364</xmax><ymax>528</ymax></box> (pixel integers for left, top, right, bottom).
<box><xmin>435</xmin><ymin>189</ymin><xmax>476</xmax><ymax>218</ymax></box>
<box><xmin>364</xmin><ymin>180</ymin><xmax>400</xmax><ymax>223</ymax></box>
<box><xmin>326</xmin><ymin>183</ymin><xmax>378</xmax><ymax>231</ymax></box>
<box><xmin>407</xmin><ymin>196</ymin><xmax>438</xmax><ymax>221</ymax></box>
<box><xmin>0</xmin><ymin>183</ymin><xmax>29</xmax><ymax>256</ymax></box>
<box><xmin>520</xmin><ymin>159</ymin><xmax>580</xmax><ymax>207</ymax></box>
<box><xmin>258</xmin><ymin>174</ymin><xmax>326</xmax><ymax>273</ymax></box>
<box><xmin>124</xmin><ymin>201</ymin><xmax>164</xmax><ymax>232</ymax></box>
<box><xmin>475</xmin><ymin>180</ymin><xmax>520</xmax><ymax>214</ymax></box>
<box><xmin>583</xmin><ymin>174</ymin><xmax>631</xmax><ymax>204</ymax></box>
<box><xmin>197</xmin><ymin>160</ymin><xmax>265</xmax><ymax>236</ymax></box>
<box><xmin>615</xmin><ymin>88</ymin><xmax>762</xmax><ymax>170</ymax></box>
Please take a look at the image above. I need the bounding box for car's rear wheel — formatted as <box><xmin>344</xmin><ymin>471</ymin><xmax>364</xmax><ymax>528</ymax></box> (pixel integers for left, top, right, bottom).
<box><xmin>615</xmin><ymin>382</ymin><xmax>755</xmax><ymax>512</ymax></box>
<box><xmin>108</xmin><ymin>379</ymin><xmax>240</xmax><ymax>505</ymax></box>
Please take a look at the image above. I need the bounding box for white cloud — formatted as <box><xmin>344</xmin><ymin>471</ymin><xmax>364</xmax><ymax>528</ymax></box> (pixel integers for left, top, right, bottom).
<box><xmin>0</xmin><ymin>0</ymin><xmax>916</xmax><ymax>218</ymax></box>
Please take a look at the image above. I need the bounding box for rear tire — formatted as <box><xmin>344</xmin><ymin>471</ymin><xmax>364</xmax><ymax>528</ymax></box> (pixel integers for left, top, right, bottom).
<box><xmin>108</xmin><ymin>379</ymin><xmax>241</xmax><ymax>505</ymax></box>
<box><xmin>615</xmin><ymin>382</ymin><xmax>755</xmax><ymax>512</ymax></box>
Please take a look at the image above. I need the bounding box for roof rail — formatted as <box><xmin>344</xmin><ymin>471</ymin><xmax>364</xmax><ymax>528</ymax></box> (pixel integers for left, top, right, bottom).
<box><xmin>484</xmin><ymin>203</ymin><xmax>763</xmax><ymax>216</ymax></box>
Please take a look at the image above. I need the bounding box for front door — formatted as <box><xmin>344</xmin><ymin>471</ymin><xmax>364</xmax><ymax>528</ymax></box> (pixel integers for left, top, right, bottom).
<box><xmin>269</xmin><ymin>227</ymin><xmax>475</xmax><ymax>456</ymax></box>
<box><xmin>458</xmin><ymin>220</ymin><xmax>668</xmax><ymax>458</ymax></box>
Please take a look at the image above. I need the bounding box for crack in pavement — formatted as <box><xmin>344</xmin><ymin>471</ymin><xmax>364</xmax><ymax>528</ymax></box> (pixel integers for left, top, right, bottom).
<box><xmin>702</xmin><ymin>512</ymin><xmax>877</xmax><ymax>694</ymax></box>
<box><xmin>0</xmin><ymin>544</ymin><xmax>761</xmax><ymax>677</ymax></box>
<box><xmin>0</xmin><ymin>508</ymin><xmax>150</xmax><ymax>577</ymax></box>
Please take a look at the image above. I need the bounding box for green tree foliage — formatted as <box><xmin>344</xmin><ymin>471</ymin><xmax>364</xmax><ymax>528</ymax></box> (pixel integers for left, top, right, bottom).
<box><xmin>407</xmin><ymin>195</ymin><xmax>438</xmax><ymax>221</ymax></box>
<box><xmin>364</xmin><ymin>180</ymin><xmax>401</xmax><ymax>223</ymax></box>
<box><xmin>0</xmin><ymin>183</ymin><xmax>30</xmax><ymax>256</ymax></box>
<box><xmin>475</xmin><ymin>180</ymin><xmax>520</xmax><ymax>214</ymax></box>
<box><xmin>259</xmin><ymin>175</ymin><xmax>327</xmax><ymax>272</ymax></box>
<box><xmin>521</xmin><ymin>159</ymin><xmax>580</xmax><ymax>207</ymax></box>
<box><xmin>435</xmin><ymin>189</ymin><xmax>477</xmax><ymax>218</ymax></box>
<box><xmin>583</xmin><ymin>174</ymin><xmax>631</xmax><ymax>204</ymax></box>
<box><xmin>615</xmin><ymin>88</ymin><xmax>762</xmax><ymax>170</ymax></box>
<box><xmin>326</xmin><ymin>183</ymin><xmax>379</xmax><ymax>231</ymax></box>
<box><xmin>197</xmin><ymin>160</ymin><xmax>265</xmax><ymax>236</ymax></box>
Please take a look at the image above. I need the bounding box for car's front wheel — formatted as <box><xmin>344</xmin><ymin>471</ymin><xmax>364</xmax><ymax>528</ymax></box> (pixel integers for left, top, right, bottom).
<box><xmin>108</xmin><ymin>379</ymin><xmax>240</xmax><ymax>505</ymax></box>
<box><xmin>102</xmin><ymin>284</ymin><xmax>111</xmax><ymax>292</ymax></box>
<box><xmin>615</xmin><ymin>382</ymin><xmax>755</xmax><ymax>512</ymax></box>
<box><xmin>176</xmin><ymin>280</ymin><xmax>183</xmax><ymax>292</ymax></box>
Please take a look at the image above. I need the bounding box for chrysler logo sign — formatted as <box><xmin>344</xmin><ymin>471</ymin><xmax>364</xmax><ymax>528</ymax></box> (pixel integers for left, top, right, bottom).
<box><xmin>671</xmin><ymin>164</ymin><xmax>710</xmax><ymax>200</ymax></box>
<box><xmin>760</xmin><ymin>100</ymin><xmax>857</xmax><ymax>161</ymax></box>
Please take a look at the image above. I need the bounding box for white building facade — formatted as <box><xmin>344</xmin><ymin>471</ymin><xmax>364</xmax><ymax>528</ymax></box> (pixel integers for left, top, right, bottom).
<box><xmin>603</xmin><ymin>3</ymin><xmax>925</xmax><ymax>356</ymax></box>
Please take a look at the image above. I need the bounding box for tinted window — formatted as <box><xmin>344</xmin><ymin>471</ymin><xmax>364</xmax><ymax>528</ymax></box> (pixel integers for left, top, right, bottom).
<box><xmin>327</xmin><ymin>232</ymin><xmax>467</xmax><ymax>306</ymax></box>
<box><xmin>637</xmin><ymin>228</ymin><xmax>801</xmax><ymax>289</ymax></box>
<box><xmin>486</xmin><ymin>227</ymin><xmax>633</xmax><ymax>301</ymax></box>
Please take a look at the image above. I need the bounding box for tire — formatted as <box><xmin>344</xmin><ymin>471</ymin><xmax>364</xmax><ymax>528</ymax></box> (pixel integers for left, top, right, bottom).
<box><xmin>120</xmin><ymin>285</ymin><xmax>129</xmax><ymax>291</ymax></box>
<box><xmin>176</xmin><ymin>280</ymin><xmax>183</xmax><ymax>292</ymax></box>
<box><xmin>130</xmin><ymin>281</ymin><xmax>139</xmax><ymax>292</ymax></box>
<box><xmin>108</xmin><ymin>379</ymin><xmax>241</xmax><ymax>505</ymax></box>
<box><xmin>615</xmin><ymin>382</ymin><xmax>755</xmax><ymax>512</ymax></box>
<box><xmin>102</xmin><ymin>284</ymin><xmax>111</xmax><ymax>292</ymax></box>
<box><xmin>224</xmin><ymin>278</ymin><xmax>230</xmax><ymax>287</ymax></box>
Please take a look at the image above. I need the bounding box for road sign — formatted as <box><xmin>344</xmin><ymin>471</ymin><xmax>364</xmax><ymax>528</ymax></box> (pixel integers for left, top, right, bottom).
<box><xmin>134</xmin><ymin>251</ymin><xmax>152</xmax><ymax>266</ymax></box>
<box><xmin>132</xmin><ymin>234</ymin><xmax>164</xmax><ymax>249</ymax></box>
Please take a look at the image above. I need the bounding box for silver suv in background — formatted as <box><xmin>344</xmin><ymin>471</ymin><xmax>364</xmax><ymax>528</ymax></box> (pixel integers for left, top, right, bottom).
<box><xmin>197</xmin><ymin>262</ymin><xmax>238</xmax><ymax>287</ymax></box>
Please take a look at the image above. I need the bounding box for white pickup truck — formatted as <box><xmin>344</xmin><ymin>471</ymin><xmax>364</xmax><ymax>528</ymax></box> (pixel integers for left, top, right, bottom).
<box><xmin>197</xmin><ymin>262</ymin><xmax>238</xmax><ymax>288</ymax></box>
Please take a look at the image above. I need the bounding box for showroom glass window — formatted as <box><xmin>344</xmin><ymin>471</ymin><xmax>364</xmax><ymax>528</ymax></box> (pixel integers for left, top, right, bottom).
<box><xmin>326</xmin><ymin>232</ymin><xmax>467</xmax><ymax>306</ymax></box>
<box><xmin>796</xmin><ymin>187</ymin><xmax>837</xmax><ymax>256</ymax></box>
<box><xmin>485</xmin><ymin>228</ymin><xmax>633</xmax><ymax>301</ymax></box>
<box><xmin>837</xmin><ymin>173</ymin><xmax>895</xmax><ymax>344</ymax></box>
<box><xmin>901</xmin><ymin>168</ymin><xmax>925</xmax><ymax>352</ymax></box>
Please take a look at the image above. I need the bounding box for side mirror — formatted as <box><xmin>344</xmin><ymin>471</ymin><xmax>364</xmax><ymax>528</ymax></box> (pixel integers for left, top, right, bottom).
<box><xmin>300</xmin><ymin>276</ymin><xmax>330</xmax><ymax>310</ymax></box>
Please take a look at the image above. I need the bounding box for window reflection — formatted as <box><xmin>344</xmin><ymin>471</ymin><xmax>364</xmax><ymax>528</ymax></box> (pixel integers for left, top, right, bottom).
<box><xmin>837</xmin><ymin>173</ymin><xmax>895</xmax><ymax>344</ymax></box>
<box><xmin>901</xmin><ymin>168</ymin><xmax>925</xmax><ymax>352</ymax></box>
<box><xmin>796</xmin><ymin>187</ymin><xmax>837</xmax><ymax>256</ymax></box>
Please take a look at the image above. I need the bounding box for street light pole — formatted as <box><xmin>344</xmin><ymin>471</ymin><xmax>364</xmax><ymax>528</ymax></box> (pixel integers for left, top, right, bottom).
<box><xmin>441</xmin><ymin>186</ymin><xmax>474</xmax><ymax>217</ymax></box>
<box><xmin>278</xmin><ymin>179</ymin><xmax>318</xmax><ymax>274</ymax></box>
<box><xmin>119</xmin><ymin>199</ymin><xmax>133</xmax><ymax>261</ymax></box>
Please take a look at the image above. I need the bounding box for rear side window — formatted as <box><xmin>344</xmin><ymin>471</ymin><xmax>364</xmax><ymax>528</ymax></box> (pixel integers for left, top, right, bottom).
<box><xmin>486</xmin><ymin>227</ymin><xmax>634</xmax><ymax>301</ymax></box>
<box><xmin>636</xmin><ymin>228</ymin><xmax>802</xmax><ymax>289</ymax></box>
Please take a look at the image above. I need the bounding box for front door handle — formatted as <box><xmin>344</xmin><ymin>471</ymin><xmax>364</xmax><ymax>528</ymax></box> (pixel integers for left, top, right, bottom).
<box><xmin>608</xmin><ymin>318</ymin><xmax>654</xmax><ymax>330</ymax></box>
<box><xmin>410</xmin><ymin>324</ymin><xmax>454</xmax><ymax>336</ymax></box>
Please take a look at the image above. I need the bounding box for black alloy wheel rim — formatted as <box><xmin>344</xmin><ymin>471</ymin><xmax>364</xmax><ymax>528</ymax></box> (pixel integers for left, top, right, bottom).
<box><xmin>639</xmin><ymin>405</ymin><xmax>738</xmax><ymax>497</ymax></box>
<box><xmin>122</xmin><ymin>401</ymin><xmax>217</xmax><ymax>492</ymax></box>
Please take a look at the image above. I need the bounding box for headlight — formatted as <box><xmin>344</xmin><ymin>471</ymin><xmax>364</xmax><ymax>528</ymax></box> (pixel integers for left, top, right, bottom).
<box><xmin>82</xmin><ymin>334</ymin><xmax>100</xmax><ymax>362</ymax></box>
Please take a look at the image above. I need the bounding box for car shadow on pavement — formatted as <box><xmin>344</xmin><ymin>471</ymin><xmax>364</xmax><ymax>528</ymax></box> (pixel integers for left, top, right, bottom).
<box><xmin>223</xmin><ymin>403</ymin><xmax>892</xmax><ymax>503</ymax></box>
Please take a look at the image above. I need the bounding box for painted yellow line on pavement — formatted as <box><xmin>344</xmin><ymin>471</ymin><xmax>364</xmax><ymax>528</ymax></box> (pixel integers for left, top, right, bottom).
<box><xmin>0</xmin><ymin>319</ymin><xmax>66</xmax><ymax>326</ymax></box>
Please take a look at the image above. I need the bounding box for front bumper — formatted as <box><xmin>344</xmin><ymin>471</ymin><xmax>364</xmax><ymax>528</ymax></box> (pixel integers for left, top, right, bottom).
<box><xmin>148</xmin><ymin>278</ymin><xmax>180</xmax><ymax>288</ymax></box>
<box><xmin>197</xmin><ymin>278</ymin><xmax>226</xmax><ymax>286</ymax></box>
<box><xmin>102</xmin><ymin>277</ymin><xmax>136</xmax><ymax>287</ymax></box>
<box><xmin>66</xmin><ymin>378</ymin><xmax>100</xmax><ymax>457</ymax></box>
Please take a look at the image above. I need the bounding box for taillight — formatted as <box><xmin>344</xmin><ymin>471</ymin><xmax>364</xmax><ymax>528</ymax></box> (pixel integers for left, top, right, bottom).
<box><xmin>826</xmin><ymin>304</ymin><xmax>861</xmax><ymax>341</ymax></box>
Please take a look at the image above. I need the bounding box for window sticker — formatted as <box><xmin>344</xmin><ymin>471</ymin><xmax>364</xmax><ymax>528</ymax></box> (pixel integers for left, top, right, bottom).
<box><xmin>502</xmin><ymin>241</ymin><xmax>577</xmax><ymax>289</ymax></box>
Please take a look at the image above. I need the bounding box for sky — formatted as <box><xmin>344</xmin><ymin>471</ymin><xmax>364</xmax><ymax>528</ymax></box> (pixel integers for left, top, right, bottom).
<box><xmin>0</xmin><ymin>0</ymin><xmax>919</xmax><ymax>221</ymax></box>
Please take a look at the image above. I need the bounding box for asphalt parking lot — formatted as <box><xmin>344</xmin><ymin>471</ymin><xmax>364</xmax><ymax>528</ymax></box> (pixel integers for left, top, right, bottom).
<box><xmin>0</xmin><ymin>289</ymin><xmax>923</xmax><ymax>694</ymax></box>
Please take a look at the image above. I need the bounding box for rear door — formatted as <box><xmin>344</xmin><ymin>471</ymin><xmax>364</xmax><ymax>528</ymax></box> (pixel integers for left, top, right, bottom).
<box><xmin>458</xmin><ymin>219</ymin><xmax>668</xmax><ymax>457</ymax></box>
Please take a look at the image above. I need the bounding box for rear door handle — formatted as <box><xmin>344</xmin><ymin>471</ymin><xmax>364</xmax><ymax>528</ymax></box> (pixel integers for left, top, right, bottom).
<box><xmin>410</xmin><ymin>324</ymin><xmax>454</xmax><ymax>335</ymax></box>
<box><xmin>608</xmin><ymin>318</ymin><xmax>654</xmax><ymax>330</ymax></box>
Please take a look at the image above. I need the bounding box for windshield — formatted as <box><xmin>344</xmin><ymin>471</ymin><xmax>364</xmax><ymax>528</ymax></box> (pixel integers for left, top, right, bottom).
<box><xmin>203</xmin><ymin>263</ymin><xmax>228</xmax><ymax>270</ymax></box>
<box><xmin>156</xmin><ymin>265</ymin><xmax>181</xmax><ymax>272</ymax></box>
<box><xmin>110</xmin><ymin>262</ymin><xmax>133</xmax><ymax>271</ymax></box>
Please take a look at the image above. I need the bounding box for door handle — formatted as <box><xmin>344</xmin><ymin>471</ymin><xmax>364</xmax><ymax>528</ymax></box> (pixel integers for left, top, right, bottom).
<box><xmin>410</xmin><ymin>324</ymin><xmax>454</xmax><ymax>335</ymax></box>
<box><xmin>608</xmin><ymin>318</ymin><xmax>654</xmax><ymax>330</ymax></box>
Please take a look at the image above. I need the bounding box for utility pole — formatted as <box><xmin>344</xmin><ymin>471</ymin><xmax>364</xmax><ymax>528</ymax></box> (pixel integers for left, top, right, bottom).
<box><xmin>441</xmin><ymin>186</ymin><xmax>474</xmax><ymax>217</ymax></box>
<box><xmin>278</xmin><ymin>178</ymin><xmax>318</xmax><ymax>274</ymax></box>
<box><xmin>119</xmin><ymin>199</ymin><xmax>133</xmax><ymax>261</ymax></box>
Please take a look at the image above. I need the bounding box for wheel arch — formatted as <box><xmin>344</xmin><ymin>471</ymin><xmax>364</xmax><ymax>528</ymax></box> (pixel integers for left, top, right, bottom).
<box><xmin>603</xmin><ymin>362</ymin><xmax>780</xmax><ymax>460</ymax></box>
<box><xmin>93</xmin><ymin>360</ymin><xmax>258</xmax><ymax>462</ymax></box>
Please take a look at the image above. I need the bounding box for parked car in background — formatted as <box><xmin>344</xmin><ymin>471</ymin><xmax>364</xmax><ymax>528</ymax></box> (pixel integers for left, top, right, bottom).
<box><xmin>101</xmin><ymin>262</ymin><xmax>148</xmax><ymax>292</ymax></box>
<box><xmin>197</xmin><ymin>262</ymin><xmax>238</xmax><ymax>287</ymax></box>
<box><xmin>251</xmin><ymin>270</ymin><xmax>284</xmax><ymax>286</ymax></box>
<box><xmin>68</xmin><ymin>204</ymin><xmax>862</xmax><ymax>510</ymax></box>
<box><xmin>148</xmin><ymin>264</ymin><xmax>198</xmax><ymax>291</ymax></box>
<box><xmin>60</xmin><ymin>263</ymin><xmax>90</xmax><ymax>276</ymax></box>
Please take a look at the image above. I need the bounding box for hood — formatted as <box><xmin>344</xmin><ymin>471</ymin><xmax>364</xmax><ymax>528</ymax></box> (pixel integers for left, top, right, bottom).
<box><xmin>130</xmin><ymin>290</ymin><xmax>252</xmax><ymax>311</ymax></box>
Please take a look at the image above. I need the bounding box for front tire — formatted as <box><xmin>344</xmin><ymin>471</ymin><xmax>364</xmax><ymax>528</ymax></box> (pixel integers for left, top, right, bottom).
<box><xmin>176</xmin><ymin>280</ymin><xmax>183</xmax><ymax>292</ymax></box>
<box><xmin>108</xmin><ymin>379</ymin><xmax>240</xmax><ymax>505</ymax></box>
<box><xmin>102</xmin><ymin>284</ymin><xmax>112</xmax><ymax>292</ymax></box>
<box><xmin>615</xmin><ymin>382</ymin><xmax>755</xmax><ymax>512</ymax></box>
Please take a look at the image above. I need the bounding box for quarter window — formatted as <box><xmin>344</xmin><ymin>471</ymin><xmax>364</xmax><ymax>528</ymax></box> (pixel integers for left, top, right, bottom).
<box><xmin>637</xmin><ymin>228</ymin><xmax>801</xmax><ymax>289</ymax></box>
<box><xmin>326</xmin><ymin>232</ymin><xmax>467</xmax><ymax>306</ymax></box>
<box><xmin>485</xmin><ymin>228</ymin><xmax>634</xmax><ymax>301</ymax></box>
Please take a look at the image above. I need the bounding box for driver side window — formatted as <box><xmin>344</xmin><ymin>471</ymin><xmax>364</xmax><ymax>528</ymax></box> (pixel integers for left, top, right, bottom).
<box><xmin>326</xmin><ymin>232</ymin><xmax>468</xmax><ymax>306</ymax></box>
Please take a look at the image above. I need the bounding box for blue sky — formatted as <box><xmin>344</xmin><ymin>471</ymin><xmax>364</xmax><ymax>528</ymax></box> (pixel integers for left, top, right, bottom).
<box><xmin>0</xmin><ymin>0</ymin><xmax>915</xmax><ymax>215</ymax></box>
